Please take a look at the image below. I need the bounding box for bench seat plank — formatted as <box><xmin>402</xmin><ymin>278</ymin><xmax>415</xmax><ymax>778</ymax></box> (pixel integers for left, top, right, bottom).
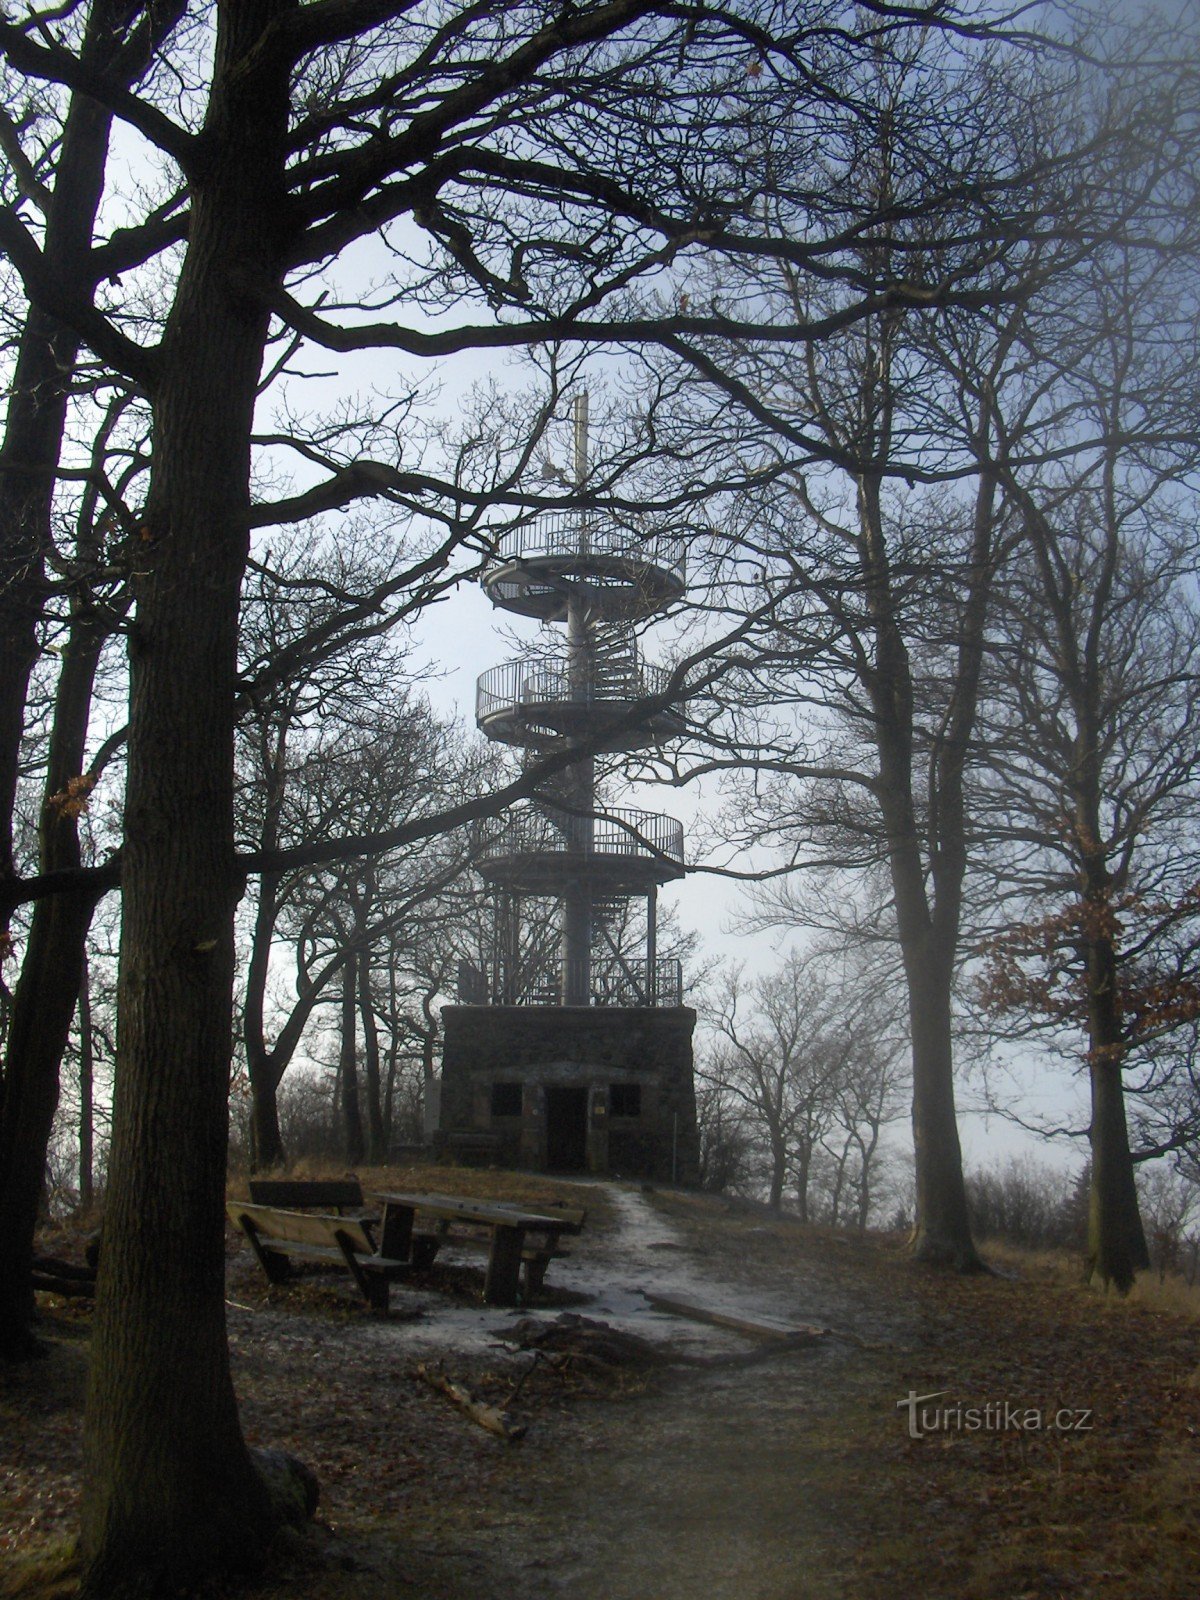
<box><xmin>226</xmin><ymin>1201</ymin><xmax>409</xmax><ymax>1311</ymax></box>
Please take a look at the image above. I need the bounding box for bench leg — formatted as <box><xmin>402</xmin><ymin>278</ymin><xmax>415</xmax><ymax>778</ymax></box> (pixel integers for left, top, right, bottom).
<box><xmin>241</xmin><ymin>1219</ymin><xmax>291</xmax><ymax>1284</ymax></box>
<box><xmin>334</xmin><ymin>1228</ymin><xmax>388</xmax><ymax>1312</ymax></box>
<box><xmin>411</xmin><ymin>1236</ymin><xmax>441</xmax><ymax>1270</ymax></box>
<box><xmin>364</xmin><ymin>1274</ymin><xmax>390</xmax><ymax>1314</ymax></box>
<box><xmin>484</xmin><ymin>1226</ymin><xmax>525</xmax><ymax>1306</ymax></box>
<box><xmin>379</xmin><ymin>1202</ymin><xmax>415</xmax><ymax>1262</ymax></box>
<box><xmin>523</xmin><ymin>1254</ymin><xmax>550</xmax><ymax>1299</ymax></box>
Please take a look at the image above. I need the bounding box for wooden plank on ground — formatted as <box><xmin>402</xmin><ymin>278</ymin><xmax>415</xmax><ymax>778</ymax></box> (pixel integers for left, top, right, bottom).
<box><xmin>643</xmin><ymin>1293</ymin><xmax>828</xmax><ymax>1343</ymax></box>
<box><xmin>414</xmin><ymin>1363</ymin><xmax>526</xmax><ymax>1441</ymax></box>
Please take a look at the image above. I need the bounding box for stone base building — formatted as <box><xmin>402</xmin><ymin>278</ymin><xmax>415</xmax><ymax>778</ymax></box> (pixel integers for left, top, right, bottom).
<box><xmin>437</xmin><ymin>1005</ymin><xmax>699</xmax><ymax>1182</ymax></box>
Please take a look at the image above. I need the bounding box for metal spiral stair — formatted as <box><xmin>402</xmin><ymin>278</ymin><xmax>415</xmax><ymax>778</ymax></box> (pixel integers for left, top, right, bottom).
<box><xmin>475</xmin><ymin>629</ymin><xmax>685</xmax><ymax>752</ymax></box>
<box><xmin>468</xmin><ymin>398</ymin><xmax>687</xmax><ymax>1008</ymax></box>
<box><xmin>481</xmin><ymin>513</ymin><xmax>686</xmax><ymax>621</ymax></box>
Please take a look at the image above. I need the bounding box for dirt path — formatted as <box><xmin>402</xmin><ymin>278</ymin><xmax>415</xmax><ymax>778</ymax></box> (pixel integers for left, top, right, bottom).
<box><xmin>217</xmin><ymin>1176</ymin><xmax>912</xmax><ymax>1600</ymax></box>
<box><xmin>458</xmin><ymin>1184</ymin><xmax>905</xmax><ymax>1600</ymax></box>
<box><xmin>14</xmin><ymin>1173</ymin><xmax>1197</xmax><ymax>1599</ymax></box>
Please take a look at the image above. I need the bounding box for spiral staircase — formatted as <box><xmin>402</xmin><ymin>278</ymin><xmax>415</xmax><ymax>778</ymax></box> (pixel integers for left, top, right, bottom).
<box><xmin>465</xmin><ymin>401</ymin><xmax>688</xmax><ymax>1009</ymax></box>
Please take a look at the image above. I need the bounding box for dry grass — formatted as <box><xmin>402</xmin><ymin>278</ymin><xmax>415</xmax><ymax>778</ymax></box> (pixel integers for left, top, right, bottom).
<box><xmin>1125</xmin><ymin>1271</ymin><xmax>1200</xmax><ymax>1320</ymax></box>
<box><xmin>647</xmin><ymin>1190</ymin><xmax>1200</xmax><ymax>1600</ymax></box>
<box><xmin>6</xmin><ymin>1177</ymin><xmax>1200</xmax><ymax>1599</ymax></box>
<box><xmin>227</xmin><ymin>1158</ymin><xmax>613</xmax><ymax>1228</ymax></box>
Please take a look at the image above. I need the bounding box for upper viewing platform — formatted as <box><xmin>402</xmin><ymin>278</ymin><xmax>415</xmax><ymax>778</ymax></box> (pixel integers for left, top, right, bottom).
<box><xmin>475</xmin><ymin>652</ymin><xmax>685</xmax><ymax>752</ymax></box>
<box><xmin>481</xmin><ymin>511</ymin><xmax>686</xmax><ymax>622</ymax></box>
<box><xmin>473</xmin><ymin>804</ymin><xmax>686</xmax><ymax>896</ymax></box>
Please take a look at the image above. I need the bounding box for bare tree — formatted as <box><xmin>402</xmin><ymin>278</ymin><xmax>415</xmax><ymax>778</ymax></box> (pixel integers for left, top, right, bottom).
<box><xmin>818</xmin><ymin>992</ymin><xmax>907</xmax><ymax>1230</ymax></box>
<box><xmin>664</xmin><ymin>34</ymin><xmax>1200</xmax><ymax>1272</ymax></box>
<box><xmin>0</xmin><ymin>0</ymin><xmax>180</xmax><ymax>1362</ymax></box>
<box><xmin>700</xmin><ymin>945</ymin><xmax>899</xmax><ymax>1218</ymax></box>
<box><xmin>971</xmin><ymin>220</ymin><xmax>1200</xmax><ymax>1288</ymax></box>
<box><xmin>234</xmin><ymin>523</ymin><xmax>488</xmax><ymax>1167</ymax></box>
<box><xmin>0</xmin><ymin>2</ymin><xmax>1102</xmax><ymax>1589</ymax></box>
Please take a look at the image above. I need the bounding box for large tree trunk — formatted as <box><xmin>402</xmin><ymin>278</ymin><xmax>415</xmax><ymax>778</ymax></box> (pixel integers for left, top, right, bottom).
<box><xmin>1087</xmin><ymin>1054</ymin><xmax>1148</xmax><ymax>1291</ymax></box>
<box><xmin>0</xmin><ymin>0</ymin><xmax>174</xmax><ymax>1363</ymax></box>
<box><xmin>248</xmin><ymin>1062</ymin><xmax>287</xmax><ymax>1171</ymax></box>
<box><xmin>0</xmin><ymin>17</ymin><xmax>116</xmax><ymax>1365</ymax></box>
<box><xmin>1079</xmin><ymin>854</ymin><xmax>1150</xmax><ymax>1290</ymax></box>
<box><xmin>874</xmin><ymin>710</ymin><xmax>980</xmax><ymax>1268</ymax></box>
<box><xmin>860</xmin><ymin>460</ymin><xmax>986</xmax><ymax>1273</ymax></box>
<box><xmin>78</xmin><ymin>4</ymin><xmax>292</xmax><ymax>1588</ymax></box>
<box><xmin>905</xmin><ymin>944</ymin><xmax>979</xmax><ymax>1268</ymax></box>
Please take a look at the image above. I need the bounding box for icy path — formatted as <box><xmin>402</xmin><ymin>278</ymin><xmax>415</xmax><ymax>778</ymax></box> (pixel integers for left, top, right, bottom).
<box><xmin>366</xmin><ymin>1182</ymin><xmax>811</xmax><ymax>1361</ymax></box>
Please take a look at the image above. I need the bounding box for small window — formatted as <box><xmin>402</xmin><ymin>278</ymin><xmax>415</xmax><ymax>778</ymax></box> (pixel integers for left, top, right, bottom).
<box><xmin>609</xmin><ymin>1083</ymin><xmax>641</xmax><ymax>1118</ymax></box>
<box><xmin>490</xmin><ymin>1082</ymin><xmax>523</xmax><ymax>1118</ymax></box>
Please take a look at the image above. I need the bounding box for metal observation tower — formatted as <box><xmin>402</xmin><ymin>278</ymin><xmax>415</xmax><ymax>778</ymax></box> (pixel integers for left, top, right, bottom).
<box><xmin>468</xmin><ymin>398</ymin><xmax>687</xmax><ymax>1008</ymax></box>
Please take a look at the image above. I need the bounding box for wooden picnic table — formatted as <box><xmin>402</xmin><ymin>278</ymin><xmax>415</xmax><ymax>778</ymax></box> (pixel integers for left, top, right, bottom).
<box><xmin>372</xmin><ymin>1191</ymin><xmax>585</xmax><ymax>1306</ymax></box>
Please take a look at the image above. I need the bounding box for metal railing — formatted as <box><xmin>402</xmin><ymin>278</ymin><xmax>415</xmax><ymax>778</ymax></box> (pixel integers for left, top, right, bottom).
<box><xmin>458</xmin><ymin>956</ymin><xmax>684</xmax><ymax>1008</ymax></box>
<box><xmin>476</xmin><ymin>656</ymin><xmax>677</xmax><ymax>726</ymax></box>
<box><xmin>488</xmin><ymin>512</ymin><xmax>686</xmax><ymax>586</ymax></box>
<box><xmin>474</xmin><ymin>804</ymin><xmax>684</xmax><ymax>867</ymax></box>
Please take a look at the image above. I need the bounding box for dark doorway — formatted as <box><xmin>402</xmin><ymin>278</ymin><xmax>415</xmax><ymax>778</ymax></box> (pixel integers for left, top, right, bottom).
<box><xmin>545</xmin><ymin>1086</ymin><xmax>589</xmax><ymax>1171</ymax></box>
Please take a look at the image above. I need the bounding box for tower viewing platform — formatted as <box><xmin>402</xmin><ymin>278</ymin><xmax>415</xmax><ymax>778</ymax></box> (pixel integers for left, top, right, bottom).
<box><xmin>480</xmin><ymin>511</ymin><xmax>686</xmax><ymax>621</ymax></box>
<box><xmin>438</xmin><ymin>395</ymin><xmax>698</xmax><ymax>1181</ymax></box>
<box><xmin>465</xmin><ymin>396</ymin><xmax>689</xmax><ymax>1010</ymax></box>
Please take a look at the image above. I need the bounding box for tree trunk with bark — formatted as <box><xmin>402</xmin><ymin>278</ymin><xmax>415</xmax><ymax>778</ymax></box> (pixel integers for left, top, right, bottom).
<box><xmin>358</xmin><ymin>953</ymin><xmax>386</xmax><ymax>1164</ymax></box>
<box><xmin>79</xmin><ymin>956</ymin><xmax>94</xmax><ymax>1209</ymax></box>
<box><xmin>244</xmin><ymin>869</ymin><xmax>286</xmax><ymax>1170</ymax></box>
<box><xmin>905</xmin><ymin>939</ymin><xmax>978</xmax><ymax>1268</ymax></box>
<box><xmin>0</xmin><ymin>0</ymin><xmax>193</xmax><ymax>1363</ymax></box>
<box><xmin>863</xmin><ymin>460</ymin><xmax>983</xmax><ymax>1271</ymax></box>
<box><xmin>767</xmin><ymin>1131</ymin><xmax>786</xmax><ymax>1214</ymax></box>
<box><xmin>1088</xmin><ymin>1052</ymin><xmax>1148</xmax><ymax>1291</ymax></box>
<box><xmin>1078</xmin><ymin>824</ymin><xmax>1150</xmax><ymax>1290</ymax></box>
<box><xmin>0</xmin><ymin>303</ymin><xmax>75</xmax><ymax>883</ymax></box>
<box><xmin>0</xmin><ymin>0</ymin><xmax>147</xmax><ymax>885</ymax></box>
<box><xmin>339</xmin><ymin>957</ymin><xmax>365</xmax><ymax>1167</ymax></box>
<box><xmin>78</xmin><ymin>3</ymin><xmax>292</xmax><ymax>1587</ymax></box>
<box><xmin>0</xmin><ymin>0</ymin><xmax>136</xmax><ymax>1363</ymax></box>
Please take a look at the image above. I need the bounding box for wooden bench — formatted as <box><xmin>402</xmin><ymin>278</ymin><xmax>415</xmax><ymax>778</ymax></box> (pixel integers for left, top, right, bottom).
<box><xmin>373</xmin><ymin>1191</ymin><xmax>586</xmax><ymax>1305</ymax></box>
<box><xmin>226</xmin><ymin>1200</ymin><xmax>409</xmax><ymax>1312</ymax></box>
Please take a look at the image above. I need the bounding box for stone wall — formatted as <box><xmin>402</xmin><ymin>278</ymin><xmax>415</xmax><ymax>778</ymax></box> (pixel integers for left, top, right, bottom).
<box><xmin>438</xmin><ymin>1005</ymin><xmax>698</xmax><ymax>1183</ymax></box>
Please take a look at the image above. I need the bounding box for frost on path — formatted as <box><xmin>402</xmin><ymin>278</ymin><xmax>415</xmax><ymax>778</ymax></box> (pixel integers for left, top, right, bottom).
<box><xmin>365</xmin><ymin>1182</ymin><xmax>814</xmax><ymax>1362</ymax></box>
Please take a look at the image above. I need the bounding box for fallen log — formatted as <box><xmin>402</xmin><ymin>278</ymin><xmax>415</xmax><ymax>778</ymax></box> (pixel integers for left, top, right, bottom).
<box><xmin>413</xmin><ymin>1363</ymin><xmax>527</xmax><ymax>1442</ymax></box>
<box><xmin>643</xmin><ymin>1293</ymin><xmax>828</xmax><ymax>1343</ymax></box>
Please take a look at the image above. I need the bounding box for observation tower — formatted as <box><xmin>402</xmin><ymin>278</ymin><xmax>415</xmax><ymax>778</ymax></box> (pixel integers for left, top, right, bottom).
<box><xmin>436</xmin><ymin>398</ymin><xmax>699</xmax><ymax>1178</ymax></box>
